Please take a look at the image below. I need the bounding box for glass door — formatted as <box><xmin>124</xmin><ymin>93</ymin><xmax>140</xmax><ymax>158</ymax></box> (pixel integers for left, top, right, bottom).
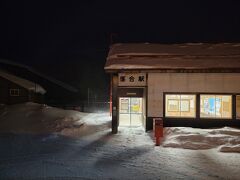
<box><xmin>119</xmin><ymin>97</ymin><xmax>131</xmax><ymax>126</ymax></box>
<box><xmin>119</xmin><ymin>97</ymin><xmax>143</xmax><ymax>127</ymax></box>
<box><xmin>130</xmin><ymin>98</ymin><xmax>143</xmax><ymax>126</ymax></box>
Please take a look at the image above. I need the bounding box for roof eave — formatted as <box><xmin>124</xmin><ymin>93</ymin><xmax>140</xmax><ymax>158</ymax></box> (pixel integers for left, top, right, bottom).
<box><xmin>104</xmin><ymin>67</ymin><xmax>240</xmax><ymax>73</ymax></box>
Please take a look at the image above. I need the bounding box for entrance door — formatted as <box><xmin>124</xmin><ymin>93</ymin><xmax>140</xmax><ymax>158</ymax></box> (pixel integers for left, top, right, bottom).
<box><xmin>119</xmin><ymin>97</ymin><xmax>143</xmax><ymax>127</ymax></box>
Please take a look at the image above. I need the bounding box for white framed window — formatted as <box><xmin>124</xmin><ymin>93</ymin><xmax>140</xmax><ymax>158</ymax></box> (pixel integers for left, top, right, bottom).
<box><xmin>9</xmin><ymin>89</ymin><xmax>20</xmax><ymax>96</ymax></box>
<box><xmin>200</xmin><ymin>95</ymin><xmax>232</xmax><ymax>119</ymax></box>
<box><xmin>165</xmin><ymin>94</ymin><xmax>196</xmax><ymax>118</ymax></box>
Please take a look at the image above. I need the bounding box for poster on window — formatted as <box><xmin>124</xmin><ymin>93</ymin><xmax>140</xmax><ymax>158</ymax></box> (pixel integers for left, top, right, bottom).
<box><xmin>181</xmin><ymin>100</ymin><xmax>190</xmax><ymax>112</ymax></box>
<box><xmin>168</xmin><ymin>100</ymin><xmax>179</xmax><ymax>112</ymax></box>
<box><xmin>209</xmin><ymin>98</ymin><xmax>215</xmax><ymax>114</ymax></box>
<box><xmin>201</xmin><ymin>95</ymin><xmax>232</xmax><ymax>118</ymax></box>
<box><xmin>120</xmin><ymin>99</ymin><xmax>129</xmax><ymax>113</ymax></box>
<box><xmin>131</xmin><ymin>98</ymin><xmax>140</xmax><ymax>112</ymax></box>
<box><xmin>215</xmin><ymin>97</ymin><xmax>221</xmax><ymax>116</ymax></box>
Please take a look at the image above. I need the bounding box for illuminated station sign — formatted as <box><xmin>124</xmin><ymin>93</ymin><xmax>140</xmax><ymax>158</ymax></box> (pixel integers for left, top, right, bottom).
<box><xmin>118</xmin><ymin>73</ymin><xmax>147</xmax><ymax>86</ymax></box>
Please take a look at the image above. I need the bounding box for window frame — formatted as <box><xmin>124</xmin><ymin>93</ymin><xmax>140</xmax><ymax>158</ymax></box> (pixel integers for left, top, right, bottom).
<box><xmin>236</xmin><ymin>95</ymin><xmax>240</xmax><ymax>120</ymax></box>
<box><xmin>164</xmin><ymin>93</ymin><xmax>197</xmax><ymax>118</ymax></box>
<box><xmin>164</xmin><ymin>92</ymin><xmax>235</xmax><ymax>120</ymax></box>
<box><xmin>9</xmin><ymin>88</ymin><xmax>20</xmax><ymax>96</ymax></box>
<box><xmin>200</xmin><ymin>94</ymin><xmax>233</xmax><ymax>119</ymax></box>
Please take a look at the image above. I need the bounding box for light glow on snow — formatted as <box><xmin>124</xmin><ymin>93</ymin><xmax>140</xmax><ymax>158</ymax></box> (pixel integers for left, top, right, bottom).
<box><xmin>0</xmin><ymin>110</ymin><xmax>239</xmax><ymax>179</ymax></box>
<box><xmin>0</xmin><ymin>102</ymin><xmax>86</xmax><ymax>133</ymax></box>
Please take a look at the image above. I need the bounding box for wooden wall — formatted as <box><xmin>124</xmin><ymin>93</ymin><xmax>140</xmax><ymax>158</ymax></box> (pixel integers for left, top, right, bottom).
<box><xmin>0</xmin><ymin>77</ymin><xmax>43</xmax><ymax>104</ymax></box>
<box><xmin>148</xmin><ymin>73</ymin><xmax>240</xmax><ymax>117</ymax></box>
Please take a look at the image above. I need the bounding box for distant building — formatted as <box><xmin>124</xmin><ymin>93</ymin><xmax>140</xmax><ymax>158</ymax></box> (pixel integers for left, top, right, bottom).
<box><xmin>0</xmin><ymin>59</ymin><xmax>78</xmax><ymax>105</ymax></box>
<box><xmin>105</xmin><ymin>43</ymin><xmax>240</xmax><ymax>133</ymax></box>
<box><xmin>0</xmin><ymin>70</ymin><xmax>46</xmax><ymax>104</ymax></box>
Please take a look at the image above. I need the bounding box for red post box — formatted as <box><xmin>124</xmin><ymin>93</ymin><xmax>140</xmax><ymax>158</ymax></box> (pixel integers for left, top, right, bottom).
<box><xmin>154</xmin><ymin>118</ymin><xmax>163</xmax><ymax>146</ymax></box>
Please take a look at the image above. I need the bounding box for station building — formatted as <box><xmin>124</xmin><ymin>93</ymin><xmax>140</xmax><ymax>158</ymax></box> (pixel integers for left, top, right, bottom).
<box><xmin>104</xmin><ymin>43</ymin><xmax>240</xmax><ymax>133</ymax></box>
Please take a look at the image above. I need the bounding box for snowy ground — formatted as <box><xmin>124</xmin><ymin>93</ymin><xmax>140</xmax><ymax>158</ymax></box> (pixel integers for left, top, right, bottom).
<box><xmin>0</xmin><ymin>103</ymin><xmax>240</xmax><ymax>179</ymax></box>
<box><xmin>0</xmin><ymin>102</ymin><xmax>86</xmax><ymax>133</ymax></box>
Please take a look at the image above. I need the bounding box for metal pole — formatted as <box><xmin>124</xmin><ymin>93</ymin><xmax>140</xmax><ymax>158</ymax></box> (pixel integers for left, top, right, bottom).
<box><xmin>110</xmin><ymin>76</ymin><xmax>112</xmax><ymax>116</ymax></box>
<box><xmin>87</xmin><ymin>88</ymin><xmax>90</xmax><ymax>106</ymax></box>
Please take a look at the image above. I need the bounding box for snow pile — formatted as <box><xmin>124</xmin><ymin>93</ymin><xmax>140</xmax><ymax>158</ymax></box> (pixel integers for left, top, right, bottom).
<box><xmin>60</xmin><ymin>113</ymin><xmax>111</xmax><ymax>137</ymax></box>
<box><xmin>0</xmin><ymin>102</ymin><xmax>86</xmax><ymax>134</ymax></box>
<box><xmin>162</xmin><ymin>127</ymin><xmax>240</xmax><ymax>153</ymax></box>
<box><xmin>81</xmin><ymin>113</ymin><xmax>111</xmax><ymax>125</ymax></box>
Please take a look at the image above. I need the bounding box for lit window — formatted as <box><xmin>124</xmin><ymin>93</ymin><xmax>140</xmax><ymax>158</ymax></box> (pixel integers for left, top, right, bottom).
<box><xmin>200</xmin><ymin>95</ymin><xmax>232</xmax><ymax>119</ymax></box>
<box><xmin>165</xmin><ymin>94</ymin><xmax>196</xmax><ymax>118</ymax></box>
<box><xmin>9</xmin><ymin>89</ymin><xmax>20</xmax><ymax>96</ymax></box>
<box><xmin>236</xmin><ymin>95</ymin><xmax>240</xmax><ymax>119</ymax></box>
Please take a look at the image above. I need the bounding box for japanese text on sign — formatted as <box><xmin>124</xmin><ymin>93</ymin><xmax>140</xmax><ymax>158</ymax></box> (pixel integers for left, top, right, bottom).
<box><xmin>118</xmin><ymin>73</ymin><xmax>147</xmax><ymax>86</ymax></box>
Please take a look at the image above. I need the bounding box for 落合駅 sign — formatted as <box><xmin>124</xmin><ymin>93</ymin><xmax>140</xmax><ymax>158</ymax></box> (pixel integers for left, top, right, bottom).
<box><xmin>118</xmin><ymin>73</ymin><xmax>147</xmax><ymax>86</ymax></box>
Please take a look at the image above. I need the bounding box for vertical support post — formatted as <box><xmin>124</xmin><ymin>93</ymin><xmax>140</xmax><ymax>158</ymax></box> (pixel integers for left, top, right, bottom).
<box><xmin>112</xmin><ymin>74</ymin><xmax>118</xmax><ymax>134</ymax></box>
<box><xmin>87</xmin><ymin>88</ymin><xmax>90</xmax><ymax>106</ymax></box>
<box><xmin>34</xmin><ymin>83</ymin><xmax>37</xmax><ymax>102</ymax></box>
<box><xmin>196</xmin><ymin>94</ymin><xmax>200</xmax><ymax>120</ymax></box>
<box><xmin>232</xmin><ymin>94</ymin><xmax>236</xmax><ymax>120</ymax></box>
<box><xmin>110</xmin><ymin>75</ymin><xmax>112</xmax><ymax>116</ymax></box>
<box><xmin>129</xmin><ymin>97</ymin><xmax>132</xmax><ymax>126</ymax></box>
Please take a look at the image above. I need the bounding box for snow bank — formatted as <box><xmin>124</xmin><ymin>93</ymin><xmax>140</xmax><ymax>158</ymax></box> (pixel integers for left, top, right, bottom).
<box><xmin>162</xmin><ymin>127</ymin><xmax>240</xmax><ymax>153</ymax></box>
<box><xmin>60</xmin><ymin>113</ymin><xmax>111</xmax><ymax>137</ymax></box>
<box><xmin>0</xmin><ymin>102</ymin><xmax>87</xmax><ymax>134</ymax></box>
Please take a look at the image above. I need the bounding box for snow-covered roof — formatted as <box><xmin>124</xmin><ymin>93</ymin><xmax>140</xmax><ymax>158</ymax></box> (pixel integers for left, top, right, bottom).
<box><xmin>105</xmin><ymin>43</ymin><xmax>240</xmax><ymax>72</ymax></box>
<box><xmin>0</xmin><ymin>70</ymin><xmax>46</xmax><ymax>94</ymax></box>
<box><xmin>0</xmin><ymin>59</ymin><xmax>78</xmax><ymax>92</ymax></box>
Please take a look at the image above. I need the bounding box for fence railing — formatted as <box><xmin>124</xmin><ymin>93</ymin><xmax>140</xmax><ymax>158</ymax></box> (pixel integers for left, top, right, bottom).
<box><xmin>50</xmin><ymin>101</ymin><xmax>110</xmax><ymax>113</ymax></box>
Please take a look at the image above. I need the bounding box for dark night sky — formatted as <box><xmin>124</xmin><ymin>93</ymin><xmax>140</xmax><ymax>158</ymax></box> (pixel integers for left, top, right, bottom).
<box><xmin>0</xmin><ymin>0</ymin><xmax>240</xmax><ymax>100</ymax></box>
